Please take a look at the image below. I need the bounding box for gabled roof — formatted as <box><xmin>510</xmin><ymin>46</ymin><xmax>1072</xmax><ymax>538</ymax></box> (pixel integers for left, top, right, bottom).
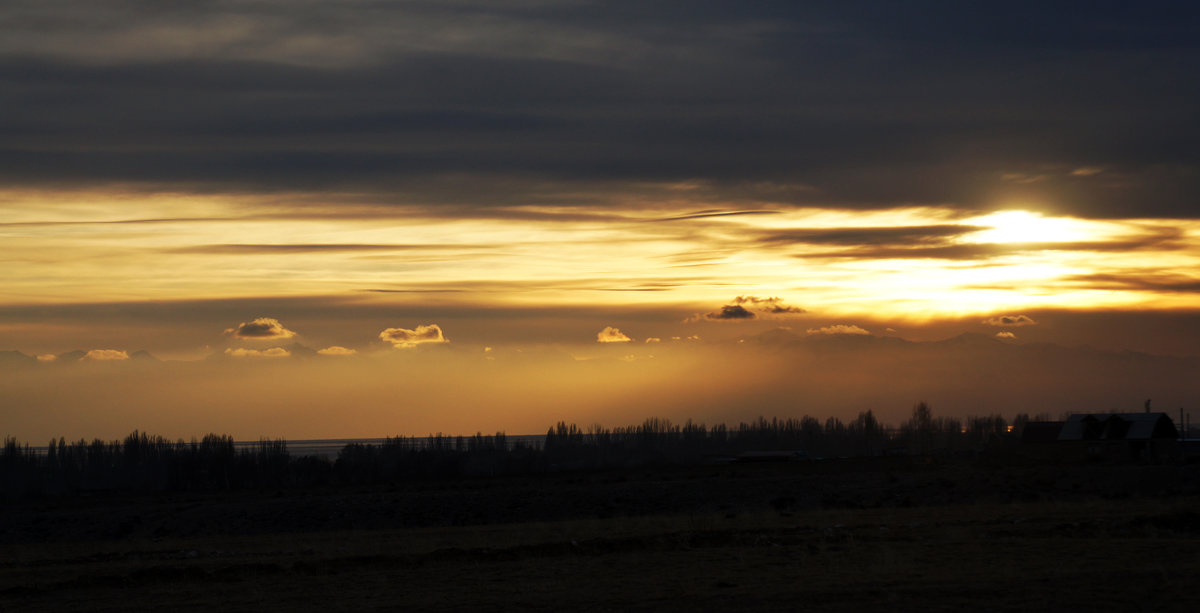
<box><xmin>1057</xmin><ymin>413</ymin><xmax>1177</xmax><ymax>441</ymax></box>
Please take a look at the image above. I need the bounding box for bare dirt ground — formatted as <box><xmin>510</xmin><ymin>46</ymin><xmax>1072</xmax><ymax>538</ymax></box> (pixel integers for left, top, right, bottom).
<box><xmin>3</xmin><ymin>459</ymin><xmax>1199</xmax><ymax>611</ymax></box>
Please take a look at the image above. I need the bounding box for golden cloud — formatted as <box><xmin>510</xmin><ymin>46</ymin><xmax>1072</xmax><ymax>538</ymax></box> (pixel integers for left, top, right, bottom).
<box><xmin>806</xmin><ymin>324</ymin><xmax>870</xmax><ymax>336</ymax></box>
<box><xmin>317</xmin><ymin>346</ymin><xmax>357</xmax><ymax>356</ymax></box>
<box><xmin>84</xmin><ymin>349</ymin><xmax>130</xmax><ymax>361</ymax></box>
<box><xmin>224</xmin><ymin>317</ymin><xmax>297</xmax><ymax>340</ymax></box>
<box><xmin>225</xmin><ymin>347</ymin><xmax>291</xmax><ymax>358</ymax></box>
<box><xmin>597</xmin><ymin>326</ymin><xmax>632</xmax><ymax>343</ymax></box>
<box><xmin>379</xmin><ymin>324</ymin><xmax>448</xmax><ymax>348</ymax></box>
<box><xmin>982</xmin><ymin>315</ymin><xmax>1037</xmax><ymax>327</ymax></box>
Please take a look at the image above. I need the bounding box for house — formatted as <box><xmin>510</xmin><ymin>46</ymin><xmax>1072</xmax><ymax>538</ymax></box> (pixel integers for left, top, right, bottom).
<box><xmin>1056</xmin><ymin>413</ymin><xmax>1178</xmax><ymax>463</ymax></box>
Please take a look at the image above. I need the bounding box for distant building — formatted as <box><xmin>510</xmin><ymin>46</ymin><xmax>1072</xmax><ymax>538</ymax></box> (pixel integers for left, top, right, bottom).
<box><xmin>1054</xmin><ymin>413</ymin><xmax>1178</xmax><ymax>463</ymax></box>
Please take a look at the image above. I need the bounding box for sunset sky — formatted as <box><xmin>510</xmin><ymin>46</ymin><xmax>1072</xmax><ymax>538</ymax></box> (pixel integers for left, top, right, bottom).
<box><xmin>2</xmin><ymin>2</ymin><xmax>1198</xmax><ymax>441</ymax></box>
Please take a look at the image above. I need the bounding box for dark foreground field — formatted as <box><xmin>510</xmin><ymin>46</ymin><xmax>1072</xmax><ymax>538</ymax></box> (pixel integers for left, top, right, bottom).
<box><xmin>3</xmin><ymin>459</ymin><xmax>1199</xmax><ymax>611</ymax></box>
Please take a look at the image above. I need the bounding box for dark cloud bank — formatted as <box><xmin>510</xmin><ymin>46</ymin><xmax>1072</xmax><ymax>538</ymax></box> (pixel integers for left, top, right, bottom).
<box><xmin>2</xmin><ymin>1</ymin><xmax>1198</xmax><ymax>217</ymax></box>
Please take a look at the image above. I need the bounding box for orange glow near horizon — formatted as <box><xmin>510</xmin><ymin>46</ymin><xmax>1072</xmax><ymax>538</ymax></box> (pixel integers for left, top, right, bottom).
<box><xmin>3</xmin><ymin>190</ymin><xmax>1200</xmax><ymax>441</ymax></box>
<box><xmin>2</xmin><ymin>190</ymin><xmax>1200</xmax><ymax>319</ymax></box>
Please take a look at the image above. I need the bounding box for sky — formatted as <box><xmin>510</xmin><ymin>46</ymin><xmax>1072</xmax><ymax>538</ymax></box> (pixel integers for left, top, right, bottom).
<box><xmin>2</xmin><ymin>2</ymin><xmax>1199</xmax><ymax>441</ymax></box>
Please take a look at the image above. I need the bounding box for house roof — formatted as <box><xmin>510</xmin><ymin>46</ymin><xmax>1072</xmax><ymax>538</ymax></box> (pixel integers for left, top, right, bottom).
<box><xmin>1057</xmin><ymin>413</ymin><xmax>1177</xmax><ymax>441</ymax></box>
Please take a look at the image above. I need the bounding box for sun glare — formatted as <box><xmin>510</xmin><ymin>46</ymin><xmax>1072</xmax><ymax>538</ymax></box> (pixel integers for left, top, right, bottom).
<box><xmin>969</xmin><ymin>210</ymin><xmax>1086</xmax><ymax>244</ymax></box>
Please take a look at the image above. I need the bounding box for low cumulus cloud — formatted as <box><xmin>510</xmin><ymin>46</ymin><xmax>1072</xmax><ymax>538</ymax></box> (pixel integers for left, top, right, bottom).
<box><xmin>379</xmin><ymin>324</ymin><xmax>448</xmax><ymax>348</ymax></box>
<box><xmin>705</xmin><ymin>305</ymin><xmax>757</xmax><ymax>321</ymax></box>
<box><xmin>983</xmin><ymin>315</ymin><xmax>1037</xmax><ymax>327</ymax></box>
<box><xmin>224</xmin><ymin>317</ymin><xmax>297</xmax><ymax>340</ymax></box>
<box><xmin>995</xmin><ymin>331</ymin><xmax>1017</xmax><ymax>339</ymax></box>
<box><xmin>806</xmin><ymin>324</ymin><xmax>870</xmax><ymax>336</ymax></box>
<box><xmin>735</xmin><ymin>295</ymin><xmax>806</xmax><ymax>315</ymax></box>
<box><xmin>225</xmin><ymin>347</ymin><xmax>290</xmax><ymax>358</ymax></box>
<box><xmin>688</xmin><ymin>295</ymin><xmax>805</xmax><ymax>322</ymax></box>
<box><xmin>84</xmin><ymin>349</ymin><xmax>130</xmax><ymax>361</ymax></box>
<box><xmin>317</xmin><ymin>346</ymin><xmax>357</xmax><ymax>356</ymax></box>
<box><xmin>597</xmin><ymin>326</ymin><xmax>632</xmax><ymax>343</ymax></box>
<box><xmin>645</xmin><ymin>337</ymin><xmax>661</xmax><ymax>343</ymax></box>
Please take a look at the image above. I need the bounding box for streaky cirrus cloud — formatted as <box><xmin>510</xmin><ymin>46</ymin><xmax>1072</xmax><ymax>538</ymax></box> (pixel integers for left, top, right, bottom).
<box><xmin>597</xmin><ymin>326</ymin><xmax>631</xmax><ymax>343</ymax></box>
<box><xmin>317</xmin><ymin>346</ymin><xmax>357</xmax><ymax>356</ymax></box>
<box><xmin>225</xmin><ymin>347</ymin><xmax>290</xmax><ymax>358</ymax></box>
<box><xmin>758</xmin><ymin>225</ymin><xmax>981</xmax><ymax>247</ymax></box>
<box><xmin>84</xmin><ymin>349</ymin><xmax>129</xmax><ymax>361</ymax></box>
<box><xmin>983</xmin><ymin>315</ymin><xmax>1037</xmax><ymax>327</ymax></box>
<box><xmin>807</xmin><ymin>324</ymin><xmax>870</xmax><ymax>336</ymax></box>
<box><xmin>224</xmin><ymin>317</ymin><xmax>297</xmax><ymax>339</ymax></box>
<box><xmin>380</xmin><ymin>324</ymin><xmax>448</xmax><ymax>348</ymax></box>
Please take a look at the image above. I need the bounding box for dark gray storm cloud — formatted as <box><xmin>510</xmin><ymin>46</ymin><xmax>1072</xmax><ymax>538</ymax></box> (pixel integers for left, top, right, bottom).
<box><xmin>2</xmin><ymin>1</ymin><xmax>1198</xmax><ymax>216</ymax></box>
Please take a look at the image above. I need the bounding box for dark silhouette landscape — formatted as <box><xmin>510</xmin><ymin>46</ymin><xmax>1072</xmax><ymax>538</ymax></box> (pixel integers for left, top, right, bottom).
<box><xmin>5</xmin><ymin>1</ymin><xmax>1200</xmax><ymax>611</ymax></box>
<box><xmin>3</xmin><ymin>405</ymin><xmax>1200</xmax><ymax>611</ymax></box>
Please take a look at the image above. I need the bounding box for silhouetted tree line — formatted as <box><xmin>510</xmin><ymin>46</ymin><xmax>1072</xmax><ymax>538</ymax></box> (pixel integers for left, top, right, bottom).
<box><xmin>2</xmin><ymin>404</ymin><xmax>1028</xmax><ymax>499</ymax></box>
<box><xmin>1</xmin><ymin>432</ymin><xmax>306</xmax><ymax>499</ymax></box>
<box><xmin>541</xmin><ymin>405</ymin><xmax>1016</xmax><ymax>469</ymax></box>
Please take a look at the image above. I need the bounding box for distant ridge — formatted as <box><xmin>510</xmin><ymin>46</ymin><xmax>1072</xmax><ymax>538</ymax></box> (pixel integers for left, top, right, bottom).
<box><xmin>130</xmin><ymin>349</ymin><xmax>161</xmax><ymax>362</ymax></box>
<box><xmin>0</xmin><ymin>350</ymin><xmax>37</xmax><ymax>366</ymax></box>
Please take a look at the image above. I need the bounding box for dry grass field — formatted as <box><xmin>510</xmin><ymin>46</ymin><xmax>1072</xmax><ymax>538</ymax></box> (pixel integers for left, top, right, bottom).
<box><xmin>3</xmin><ymin>460</ymin><xmax>1199</xmax><ymax>611</ymax></box>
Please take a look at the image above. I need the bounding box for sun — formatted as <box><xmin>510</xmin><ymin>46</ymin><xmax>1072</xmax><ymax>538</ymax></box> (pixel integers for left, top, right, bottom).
<box><xmin>969</xmin><ymin>210</ymin><xmax>1086</xmax><ymax>244</ymax></box>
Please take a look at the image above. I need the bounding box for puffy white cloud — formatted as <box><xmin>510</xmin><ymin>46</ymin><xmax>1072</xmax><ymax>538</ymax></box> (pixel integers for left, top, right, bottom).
<box><xmin>806</xmin><ymin>324</ymin><xmax>870</xmax><ymax>336</ymax></box>
<box><xmin>597</xmin><ymin>326</ymin><xmax>631</xmax><ymax>343</ymax></box>
<box><xmin>84</xmin><ymin>349</ymin><xmax>130</xmax><ymax>361</ymax></box>
<box><xmin>995</xmin><ymin>331</ymin><xmax>1016</xmax><ymax>340</ymax></box>
<box><xmin>224</xmin><ymin>317</ymin><xmax>297</xmax><ymax>339</ymax></box>
<box><xmin>379</xmin><ymin>324</ymin><xmax>448</xmax><ymax>348</ymax></box>
<box><xmin>317</xmin><ymin>346</ymin><xmax>357</xmax><ymax>356</ymax></box>
<box><xmin>225</xmin><ymin>347</ymin><xmax>290</xmax><ymax>358</ymax></box>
